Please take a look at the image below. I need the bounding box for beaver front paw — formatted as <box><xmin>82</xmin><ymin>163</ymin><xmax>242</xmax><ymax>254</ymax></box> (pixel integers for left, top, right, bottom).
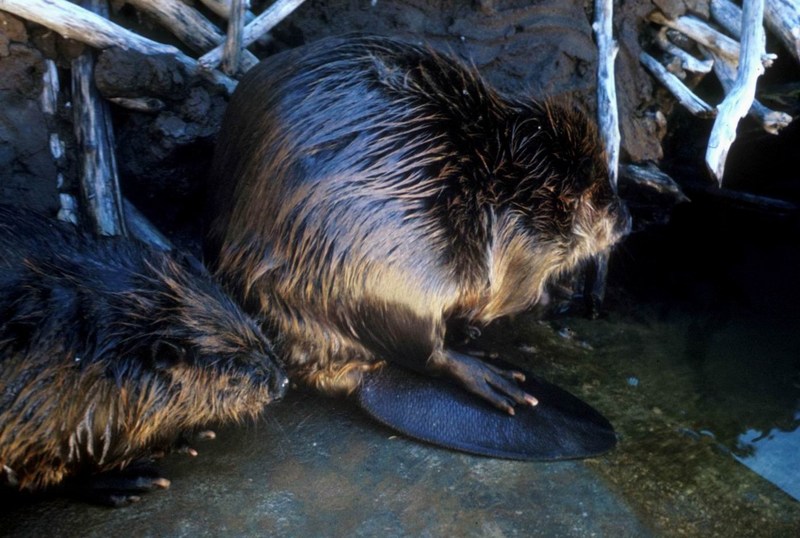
<box><xmin>430</xmin><ymin>349</ymin><xmax>538</xmax><ymax>415</ymax></box>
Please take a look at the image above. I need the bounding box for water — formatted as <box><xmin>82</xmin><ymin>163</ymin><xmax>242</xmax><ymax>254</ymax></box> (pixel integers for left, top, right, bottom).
<box><xmin>2</xmin><ymin>193</ymin><xmax>799</xmax><ymax>536</ymax></box>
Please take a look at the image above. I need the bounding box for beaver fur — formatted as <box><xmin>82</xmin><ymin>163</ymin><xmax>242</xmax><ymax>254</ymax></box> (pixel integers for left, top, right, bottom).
<box><xmin>0</xmin><ymin>204</ymin><xmax>288</xmax><ymax>494</ymax></box>
<box><xmin>205</xmin><ymin>35</ymin><xmax>630</xmax><ymax>416</ymax></box>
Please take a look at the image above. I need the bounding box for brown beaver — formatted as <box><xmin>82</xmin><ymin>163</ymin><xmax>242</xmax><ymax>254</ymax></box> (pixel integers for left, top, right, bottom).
<box><xmin>205</xmin><ymin>35</ymin><xmax>630</xmax><ymax>458</ymax></box>
<box><xmin>0</xmin><ymin>204</ymin><xmax>288</xmax><ymax>504</ymax></box>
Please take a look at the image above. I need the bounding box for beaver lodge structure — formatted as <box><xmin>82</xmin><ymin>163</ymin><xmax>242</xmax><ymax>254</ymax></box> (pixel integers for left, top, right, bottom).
<box><xmin>0</xmin><ymin>0</ymin><xmax>797</xmax><ymax>245</ymax></box>
<box><xmin>0</xmin><ymin>0</ymin><xmax>799</xmax><ymax>532</ymax></box>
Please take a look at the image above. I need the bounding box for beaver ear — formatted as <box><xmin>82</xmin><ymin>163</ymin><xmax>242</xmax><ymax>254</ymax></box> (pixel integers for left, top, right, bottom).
<box><xmin>149</xmin><ymin>339</ymin><xmax>187</xmax><ymax>370</ymax></box>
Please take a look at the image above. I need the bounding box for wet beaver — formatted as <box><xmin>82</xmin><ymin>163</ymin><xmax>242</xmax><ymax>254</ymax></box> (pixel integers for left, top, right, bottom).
<box><xmin>205</xmin><ymin>35</ymin><xmax>630</xmax><ymax>458</ymax></box>
<box><xmin>0</xmin><ymin>204</ymin><xmax>288</xmax><ymax>502</ymax></box>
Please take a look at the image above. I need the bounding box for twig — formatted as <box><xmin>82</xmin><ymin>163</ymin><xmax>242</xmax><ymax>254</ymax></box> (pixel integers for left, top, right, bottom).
<box><xmin>709</xmin><ymin>48</ymin><xmax>793</xmax><ymax>135</ymax></box>
<box><xmin>222</xmin><ymin>0</ymin><xmax>248</xmax><ymax>75</ymax></box>
<box><xmin>765</xmin><ymin>0</ymin><xmax>800</xmax><ymax>65</ymax></box>
<box><xmin>705</xmin><ymin>0</ymin><xmax>766</xmax><ymax>183</ymax></box>
<box><xmin>0</xmin><ymin>0</ymin><xmax>237</xmax><ymax>93</ymax></box>
<box><xmin>640</xmin><ymin>51</ymin><xmax>716</xmax><ymax>117</ymax></box>
<box><xmin>71</xmin><ymin>0</ymin><xmax>126</xmax><ymax>236</ymax></box>
<box><xmin>125</xmin><ymin>0</ymin><xmax>258</xmax><ymax>71</ymax></box>
<box><xmin>199</xmin><ymin>0</ymin><xmax>306</xmax><ymax>71</ymax></box>
<box><xmin>655</xmin><ymin>26</ymin><xmax>714</xmax><ymax>75</ymax></box>
<box><xmin>592</xmin><ymin>0</ymin><xmax>620</xmax><ymax>188</ymax></box>
<box><xmin>123</xmin><ymin>198</ymin><xmax>173</xmax><ymax>251</ymax></box>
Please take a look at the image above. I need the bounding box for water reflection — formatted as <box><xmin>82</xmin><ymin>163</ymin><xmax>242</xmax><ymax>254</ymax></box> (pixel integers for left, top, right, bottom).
<box><xmin>735</xmin><ymin>410</ymin><xmax>800</xmax><ymax>501</ymax></box>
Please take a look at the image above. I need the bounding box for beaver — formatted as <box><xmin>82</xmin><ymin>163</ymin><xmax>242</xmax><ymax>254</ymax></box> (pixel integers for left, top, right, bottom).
<box><xmin>0</xmin><ymin>204</ymin><xmax>288</xmax><ymax>504</ymax></box>
<box><xmin>205</xmin><ymin>35</ymin><xmax>630</xmax><ymax>458</ymax></box>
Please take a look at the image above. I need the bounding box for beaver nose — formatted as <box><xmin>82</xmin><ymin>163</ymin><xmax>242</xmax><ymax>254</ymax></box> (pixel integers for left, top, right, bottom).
<box><xmin>269</xmin><ymin>368</ymin><xmax>290</xmax><ymax>400</ymax></box>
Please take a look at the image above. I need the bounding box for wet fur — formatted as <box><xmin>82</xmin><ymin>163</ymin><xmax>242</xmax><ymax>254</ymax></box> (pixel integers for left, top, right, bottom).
<box><xmin>0</xmin><ymin>205</ymin><xmax>287</xmax><ymax>491</ymax></box>
<box><xmin>206</xmin><ymin>36</ymin><xmax>629</xmax><ymax>398</ymax></box>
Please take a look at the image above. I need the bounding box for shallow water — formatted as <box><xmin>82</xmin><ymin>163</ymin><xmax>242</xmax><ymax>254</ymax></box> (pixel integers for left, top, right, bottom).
<box><xmin>3</xmin><ymin>197</ymin><xmax>799</xmax><ymax>536</ymax></box>
<box><xmin>2</xmin><ymin>299</ymin><xmax>798</xmax><ymax>537</ymax></box>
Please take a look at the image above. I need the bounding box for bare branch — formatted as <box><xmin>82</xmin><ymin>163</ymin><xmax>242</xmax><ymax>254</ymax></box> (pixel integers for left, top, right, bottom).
<box><xmin>705</xmin><ymin>0</ymin><xmax>766</xmax><ymax>183</ymax></box>
<box><xmin>640</xmin><ymin>52</ymin><xmax>716</xmax><ymax>117</ymax></box>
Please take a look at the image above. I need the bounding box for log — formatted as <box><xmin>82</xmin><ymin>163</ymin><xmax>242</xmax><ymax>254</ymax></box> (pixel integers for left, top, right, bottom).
<box><xmin>0</xmin><ymin>0</ymin><xmax>237</xmax><ymax>93</ymax></box>
<box><xmin>125</xmin><ymin>0</ymin><xmax>258</xmax><ymax>71</ymax></box>
<box><xmin>710</xmin><ymin>49</ymin><xmax>793</xmax><ymax>134</ymax></box>
<box><xmin>592</xmin><ymin>0</ymin><xmax>620</xmax><ymax>188</ymax></box>
<box><xmin>640</xmin><ymin>52</ymin><xmax>716</xmax><ymax>117</ymax></box>
<box><xmin>199</xmin><ymin>0</ymin><xmax>306</xmax><ymax>70</ymax></box>
<box><xmin>222</xmin><ymin>0</ymin><xmax>248</xmax><ymax>75</ymax></box>
<box><xmin>705</xmin><ymin>0</ymin><xmax>766</xmax><ymax>183</ymax></box>
<box><xmin>71</xmin><ymin>0</ymin><xmax>127</xmax><ymax>236</ymax></box>
<box><xmin>765</xmin><ymin>0</ymin><xmax>800</xmax><ymax>65</ymax></box>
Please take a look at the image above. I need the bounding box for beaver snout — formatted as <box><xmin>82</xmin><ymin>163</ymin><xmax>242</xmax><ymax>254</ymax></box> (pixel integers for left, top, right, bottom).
<box><xmin>614</xmin><ymin>200</ymin><xmax>633</xmax><ymax>238</ymax></box>
<box><xmin>266</xmin><ymin>365</ymin><xmax>290</xmax><ymax>400</ymax></box>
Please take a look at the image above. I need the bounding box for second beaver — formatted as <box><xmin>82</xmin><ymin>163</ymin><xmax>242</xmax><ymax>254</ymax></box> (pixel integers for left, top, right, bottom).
<box><xmin>0</xmin><ymin>204</ymin><xmax>288</xmax><ymax>504</ymax></box>
<box><xmin>206</xmin><ymin>36</ymin><xmax>630</xmax><ymax>456</ymax></box>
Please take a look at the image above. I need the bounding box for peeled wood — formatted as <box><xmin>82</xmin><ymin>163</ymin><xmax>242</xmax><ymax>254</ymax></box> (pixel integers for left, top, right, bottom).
<box><xmin>655</xmin><ymin>27</ymin><xmax>714</xmax><ymax>74</ymax></box>
<box><xmin>640</xmin><ymin>52</ymin><xmax>716</xmax><ymax>117</ymax></box>
<box><xmin>650</xmin><ymin>11</ymin><xmax>741</xmax><ymax>63</ymax></box>
<box><xmin>711</xmin><ymin>0</ymin><xmax>744</xmax><ymax>39</ymax></box>
<box><xmin>222</xmin><ymin>0</ymin><xmax>248</xmax><ymax>75</ymax></box>
<box><xmin>710</xmin><ymin>49</ymin><xmax>792</xmax><ymax>134</ymax></box>
<box><xmin>705</xmin><ymin>0</ymin><xmax>766</xmax><ymax>183</ymax></box>
<box><xmin>592</xmin><ymin>0</ymin><xmax>620</xmax><ymax>188</ymax></box>
<box><xmin>765</xmin><ymin>0</ymin><xmax>800</xmax><ymax>65</ymax></box>
<box><xmin>199</xmin><ymin>0</ymin><xmax>306</xmax><ymax>70</ymax></box>
<box><xmin>123</xmin><ymin>198</ymin><xmax>173</xmax><ymax>251</ymax></box>
<box><xmin>198</xmin><ymin>0</ymin><xmax>255</xmax><ymax>21</ymax></box>
<box><xmin>71</xmin><ymin>0</ymin><xmax>126</xmax><ymax>237</ymax></box>
<box><xmin>125</xmin><ymin>0</ymin><xmax>258</xmax><ymax>71</ymax></box>
<box><xmin>0</xmin><ymin>0</ymin><xmax>237</xmax><ymax>93</ymax></box>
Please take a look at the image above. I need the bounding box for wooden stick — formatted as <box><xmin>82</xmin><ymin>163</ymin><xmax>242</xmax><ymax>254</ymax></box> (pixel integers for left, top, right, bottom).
<box><xmin>655</xmin><ymin>27</ymin><xmax>714</xmax><ymax>74</ymax></box>
<box><xmin>123</xmin><ymin>198</ymin><xmax>173</xmax><ymax>251</ymax></box>
<box><xmin>40</xmin><ymin>59</ymin><xmax>79</xmax><ymax>225</ymax></box>
<box><xmin>710</xmin><ymin>48</ymin><xmax>793</xmax><ymax>135</ymax></box>
<box><xmin>125</xmin><ymin>0</ymin><xmax>258</xmax><ymax>71</ymax></box>
<box><xmin>620</xmin><ymin>164</ymin><xmax>689</xmax><ymax>202</ymax></box>
<box><xmin>765</xmin><ymin>0</ymin><xmax>800</xmax><ymax>65</ymax></box>
<box><xmin>199</xmin><ymin>0</ymin><xmax>306</xmax><ymax>71</ymax></box>
<box><xmin>592</xmin><ymin>0</ymin><xmax>620</xmax><ymax>188</ymax></box>
<box><xmin>198</xmin><ymin>0</ymin><xmax>255</xmax><ymax>21</ymax></box>
<box><xmin>640</xmin><ymin>52</ymin><xmax>716</xmax><ymax>117</ymax></box>
<box><xmin>0</xmin><ymin>0</ymin><xmax>237</xmax><ymax>93</ymax></box>
<box><xmin>222</xmin><ymin>0</ymin><xmax>248</xmax><ymax>75</ymax></box>
<box><xmin>706</xmin><ymin>0</ymin><xmax>766</xmax><ymax>183</ymax></box>
<box><xmin>71</xmin><ymin>0</ymin><xmax>126</xmax><ymax>236</ymax></box>
<box><xmin>710</xmin><ymin>0</ymin><xmax>743</xmax><ymax>39</ymax></box>
<box><xmin>649</xmin><ymin>11</ymin><xmax>741</xmax><ymax>62</ymax></box>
